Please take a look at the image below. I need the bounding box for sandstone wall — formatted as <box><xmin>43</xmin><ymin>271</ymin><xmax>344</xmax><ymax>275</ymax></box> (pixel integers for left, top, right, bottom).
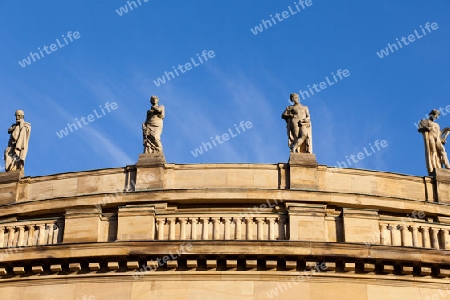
<box><xmin>0</xmin><ymin>158</ymin><xmax>448</xmax><ymax>299</ymax></box>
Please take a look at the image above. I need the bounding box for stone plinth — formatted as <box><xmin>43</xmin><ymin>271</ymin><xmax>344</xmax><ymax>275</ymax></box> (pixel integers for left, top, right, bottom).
<box><xmin>286</xmin><ymin>203</ymin><xmax>327</xmax><ymax>241</ymax></box>
<box><xmin>64</xmin><ymin>207</ymin><xmax>101</xmax><ymax>243</ymax></box>
<box><xmin>0</xmin><ymin>170</ymin><xmax>22</xmax><ymax>205</ymax></box>
<box><xmin>135</xmin><ymin>153</ymin><xmax>166</xmax><ymax>190</ymax></box>
<box><xmin>435</xmin><ymin>168</ymin><xmax>450</xmax><ymax>204</ymax></box>
<box><xmin>342</xmin><ymin>208</ymin><xmax>380</xmax><ymax>243</ymax></box>
<box><xmin>289</xmin><ymin>153</ymin><xmax>318</xmax><ymax>190</ymax></box>
<box><xmin>136</xmin><ymin>153</ymin><xmax>166</xmax><ymax>167</ymax></box>
<box><xmin>0</xmin><ymin>170</ymin><xmax>23</xmax><ymax>184</ymax></box>
<box><xmin>117</xmin><ymin>205</ymin><xmax>156</xmax><ymax>241</ymax></box>
<box><xmin>288</xmin><ymin>153</ymin><xmax>318</xmax><ymax>167</ymax></box>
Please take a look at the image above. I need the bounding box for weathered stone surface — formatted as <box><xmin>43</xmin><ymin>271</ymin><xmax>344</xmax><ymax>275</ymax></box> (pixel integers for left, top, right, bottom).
<box><xmin>63</xmin><ymin>207</ymin><xmax>101</xmax><ymax>243</ymax></box>
<box><xmin>0</xmin><ymin>162</ymin><xmax>447</xmax><ymax>298</ymax></box>
<box><xmin>435</xmin><ymin>168</ymin><xmax>450</xmax><ymax>204</ymax></box>
<box><xmin>137</xmin><ymin>153</ymin><xmax>166</xmax><ymax>167</ymax></box>
<box><xmin>287</xmin><ymin>203</ymin><xmax>327</xmax><ymax>241</ymax></box>
<box><xmin>0</xmin><ymin>170</ymin><xmax>22</xmax><ymax>184</ymax></box>
<box><xmin>289</xmin><ymin>153</ymin><xmax>318</xmax><ymax>167</ymax></box>
<box><xmin>342</xmin><ymin>208</ymin><xmax>379</xmax><ymax>243</ymax></box>
<box><xmin>117</xmin><ymin>205</ymin><xmax>155</xmax><ymax>241</ymax></box>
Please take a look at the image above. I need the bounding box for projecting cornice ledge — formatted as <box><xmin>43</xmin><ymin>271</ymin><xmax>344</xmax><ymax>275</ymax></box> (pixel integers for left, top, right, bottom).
<box><xmin>0</xmin><ymin>241</ymin><xmax>449</xmax><ymax>264</ymax></box>
<box><xmin>0</xmin><ymin>241</ymin><xmax>449</xmax><ymax>284</ymax></box>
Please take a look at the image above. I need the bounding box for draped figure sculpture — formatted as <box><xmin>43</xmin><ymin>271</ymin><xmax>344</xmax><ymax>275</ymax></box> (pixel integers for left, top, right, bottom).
<box><xmin>281</xmin><ymin>93</ymin><xmax>312</xmax><ymax>153</ymax></box>
<box><xmin>4</xmin><ymin>110</ymin><xmax>31</xmax><ymax>172</ymax></box>
<box><xmin>418</xmin><ymin>109</ymin><xmax>450</xmax><ymax>174</ymax></box>
<box><xmin>142</xmin><ymin>96</ymin><xmax>165</xmax><ymax>154</ymax></box>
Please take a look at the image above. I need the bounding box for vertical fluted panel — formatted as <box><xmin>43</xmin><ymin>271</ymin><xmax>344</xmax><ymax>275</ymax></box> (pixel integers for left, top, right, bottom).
<box><xmin>389</xmin><ymin>225</ymin><xmax>398</xmax><ymax>246</ymax></box>
<box><xmin>235</xmin><ymin>218</ymin><xmax>242</xmax><ymax>240</ymax></box>
<box><xmin>191</xmin><ymin>218</ymin><xmax>197</xmax><ymax>240</ymax></box>
<box><xmin>443</xmin><ymin>229</ymin><xmax>450</xmax><ymax>250</ymax></box>
<box><xmin>6</xmin><ymin>227</ymin><xmax>15</xmax><ymax>247</ymax></box>
<box><xmin>157</xmin><ymin>219</ymin><xmax>165</xmax><ymax>240</ymax></box>
<box><xmin>212</xmin><ymin>218</ymin><xmax>220</xmax><ymax>240</ymax></box>
<box><xmin>256</xmin><ymin>218</ymin><xmax>264</xmax><ymax>240</ymax></box>
<box><xmin>0</xmin><ymin>227</ymin><xmax>5</xmax><ymax>248</ymax></box>
<box><xmin>430</xmin><ymin>227</ymin><xmax>439</xmax><ymax>249</ymax></box>
<box><xmin>38</xmin><ymin>225</ymin><xmax>46</xmax><ymax>245</ymax></box>
<box><xmin>410</xmin><ymin>226</ymin><xmax>419</xmax><ymax>247</ymax></box>
<box><xmin>168</xmin><ymin>218</ymin><xmax>176</xmax><ymax>240</ymax></box>
<box><xmin>47</xmin><ymin>224</ymin><xmax>54</xmax><ymax>245</ymax></box>
<box><xmin>421</xmin><ymin>227</ymin><xmax>431</xmax><ymax>248</ymax></box>
<box><xmin>400</xmin><ymin>226</ymin><xmax>409</xmax><ymax>246</ymax></box>
<box><xmin>26</xmin><ymin>225</ymin><xmax>35</xmax><ymax>246</ymax></box>
<box><xmin>224</xmin><ymin>218</ymin><xmax>231</xmax><ymax>240</ymax></box>
<box><xmin>269</xmin><ymin>218</ymin><xmax>276</xmax><ymax>240</ymax></box>
<box><xmin>17</xmin><ymin>226</ymin><xmax>25</xmax><ymax>247</ymax></box>
<box><xmin>179</xmin><ymin>218</ymin><xmax>187</xmax><ymax>240</ymax></box>
<box><xmin>245</xmin><ymin>218</ymin><xmax>253</xmax><ymax>240</ymax></box>
<box><xmin>201</xmin><ymin>218</ymin><xmax>209</xmax><ymax>240</ymax></box>
<box><xmin>380</xmin><ymin>224</ymin><xmax>387</xmax><ymax>245</ymax></box>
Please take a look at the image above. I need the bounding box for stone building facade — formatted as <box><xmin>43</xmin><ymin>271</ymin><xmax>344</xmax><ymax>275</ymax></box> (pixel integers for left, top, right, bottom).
<box><xmin>0</xmin><ymin>156</ymin><xmax>449</xmax><ymax>299</ymax></box>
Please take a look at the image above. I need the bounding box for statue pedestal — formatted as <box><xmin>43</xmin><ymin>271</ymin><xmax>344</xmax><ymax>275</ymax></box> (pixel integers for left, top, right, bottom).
<box><xmin>0</xmin><ymin>170</ymin><xmax>23</xmax><ymax>184</ymax></box>
<box><xmin>434</xmin><ymin>168</ymin><xmax>450</xmax><ymax>204</ymax></box>
<box><xmin>289</xmin><ymin>153</ymin><xmax>318</xmax><ymax>167</ymax></box>
<box><xmin>136</xmin><ymin>153</ymin><xmax>166</xmax><ymax>167</ymax></box>
<box><xmin>288</xmin><ymin>153</ymin><xmax>318</xmax><ymax>190</ymax></box>
<box><xmin>0</xmin><ymin>170</ymin><xmax>23</xmax><ymax>205</ymax></box>
<box><xmin>135</xmin><ymin>153</ymin><xmax>166</xmax><ymax>190</ymax></box>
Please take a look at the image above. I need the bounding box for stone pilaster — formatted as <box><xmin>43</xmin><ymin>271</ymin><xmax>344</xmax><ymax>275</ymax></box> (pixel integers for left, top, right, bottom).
<box><xmin>0</xmin><ymin>170</ymin><xmax>22</xmax><ymax>205</ymax></box>
<box><xmin>117</xmin><ymin>205</ymin><xmax>156</xmax><ymax>241</ymax></box>
<box><xmin>64</xmin><ymin>207</ymin><xmax>101</xmax><ymax>243</ymax></box>
<box><xmin>342</xmin><ymin>208</ymin><xmax>380</xmax><ymax>244</ymax></box>
<box><xmin>286</xmin><ymin>203</ymin><xmax>326</xmax><ymax>241</ymax></box>
<box><xmin>434</xmin><ymin>168</ymin><xmax>450</xmax><ymax>204</ymax></box>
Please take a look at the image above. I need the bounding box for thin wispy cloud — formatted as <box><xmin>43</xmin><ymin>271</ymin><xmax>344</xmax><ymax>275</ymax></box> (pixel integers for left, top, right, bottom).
<box><xmin>83</xmin><ymin>126</ymin><xmax>134</xmax><ymax>166</ymax></box>
<box><xmin>209</xmin><ymin>67</ymin><xmax>282</xmax><ymax>162</ymax></box>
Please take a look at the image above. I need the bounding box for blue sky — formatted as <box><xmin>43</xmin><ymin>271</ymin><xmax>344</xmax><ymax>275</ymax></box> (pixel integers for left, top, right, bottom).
<box><xmin>1</xmin><ymin>0</ymin><xmax>449</xmax><ymax>177</ymax></box>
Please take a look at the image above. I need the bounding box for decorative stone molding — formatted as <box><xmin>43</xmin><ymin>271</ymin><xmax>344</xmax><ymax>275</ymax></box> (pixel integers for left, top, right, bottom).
<box><xmin>0</xmin><ymin>218</ymin><xmax>63</xmax><ymax>248</ymax></box>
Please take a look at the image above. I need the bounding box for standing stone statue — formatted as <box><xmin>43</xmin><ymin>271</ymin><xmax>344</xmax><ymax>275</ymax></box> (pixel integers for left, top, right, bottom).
<box><xmin>281</xmin><ymin>93</ymin><xmax>312</xmax><ymax>153</ymax></box>
<box><xmin>142</xmin><ymin>96</ymin><xmax>165</xmax><ymax>154</ymax></box>
<box><xmin>4</xmin><ymin>110</ymin><xmax>31</xmax><ymax>172</ymax></box>
<box><xmin>418</xmin><ymin>109</ymin><xmax>450</xmax><ymax>174</ymax></box>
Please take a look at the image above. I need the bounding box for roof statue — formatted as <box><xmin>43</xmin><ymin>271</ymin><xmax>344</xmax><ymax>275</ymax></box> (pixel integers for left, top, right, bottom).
<box><xmin>142</xmin><ymin>95</ymin><xmax>165</xmax><ymax>154</ymax></box>
<box><xmin>137</xmin><ymin>95</ymin><xmax>166</xmax><ymax>166</ymax></box>
<box><xmin>282</xmin><ymin>93</ymin><xmax>312</xmax><ymax>153</ymax></box>
<box><xmin>418</xmin><ymin>109</ymin><xmax>450</xmax><ymax>174</ymax></box>
<box><xmin>0</xmin><ymin>100</ymin><xmax>450</xmax><ymax>299</ymax></box>
<box><xmin>4</xmin><ymin>110</ymin><xmax>31</xmax><ymax>172</ymax></box>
